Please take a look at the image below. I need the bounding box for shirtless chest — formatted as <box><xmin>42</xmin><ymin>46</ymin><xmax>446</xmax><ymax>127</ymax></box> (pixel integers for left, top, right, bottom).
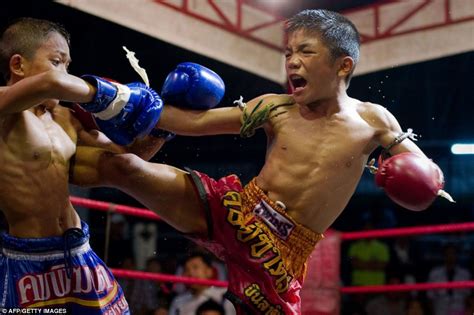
<box><xmin>257</xmin><ymin>99</ymin><xmax>378</xmax><ymax>232</ymax></box>
<box><xmin>0</xmin><ymin>105</ymin><xmax>85</xmax><ymax>238</ymax></box>
<box><xmin>268</xmin><ymin>102</ymin><xmax>376</xmax><ymax>170</ymax></box>
<box><xmin>0</xmin><ymin>107</ymin><xmax>77</xmax><ymax>217</ymax></box>
<box><xmin>0</xmin><ymin>107</ymin><xmax>76</xmax><ymax>170</ymax></box>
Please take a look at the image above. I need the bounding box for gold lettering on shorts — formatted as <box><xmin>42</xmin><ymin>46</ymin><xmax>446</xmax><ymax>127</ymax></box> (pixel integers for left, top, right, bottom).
<box><xmin>237</xmin><ymin>224</ymin><xmax>261</xmax><ymax>243</ymax></box>
<box><xmin>223</xmin><ymin>191</ymin><xmax>293</xmax><ymax>294</ymax></box>
<box><xmin>251</xmin><ymin>233</ymin><xmax>274</xmax><ymax>258</ymax></box>
<box><xmin>243</xmin><ymin>283</ymin><xmax>284</xmax><ymax>314</ymax></box>
<box><xmin>224</xmin><ymin>192</ymin><xmax>244</xmax><ymax>227</ymax></box>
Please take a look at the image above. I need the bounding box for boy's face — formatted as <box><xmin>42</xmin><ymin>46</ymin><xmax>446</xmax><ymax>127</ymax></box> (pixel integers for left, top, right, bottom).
<box><xmin>184</xmin><ymin>256</ymin><xmax>213</xmax><ymax>291</ymax></box>
<box><xmin>22</xmin><ymin>31</ymin><xmax>71</xmax><ymax>77</ymax></box>
<box><xmin>184</xmin><ymin>257</ymin><xmax>213</xmax><ymax>279</ymax></box>
<box><xmin>20</xmin><ymin>31</ymin><xmax>71</xmax><ymax>108</ymax></box>
<box><xmin>285</xmin><ymin>29</ymin><xmax>340</xmax><ymax>106</ymax></box>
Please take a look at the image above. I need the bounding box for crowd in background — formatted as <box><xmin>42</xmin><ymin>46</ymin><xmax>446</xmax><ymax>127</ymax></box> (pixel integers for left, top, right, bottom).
<box><xmin>1</xmin><ymin>202</ymin><xmax>473</xmax><ymax>315</ymax></box>
<box><xmin>74</xmin><ymin>204</ymin><xmax>474</xmax><ymax>315</ymax></box>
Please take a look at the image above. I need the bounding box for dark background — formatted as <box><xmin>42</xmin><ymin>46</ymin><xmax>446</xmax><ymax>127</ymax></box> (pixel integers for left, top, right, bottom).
<box><xmin>1</xmin><ymin>0</ymin><xmax>472</xmax><ymax>242</ymax></box>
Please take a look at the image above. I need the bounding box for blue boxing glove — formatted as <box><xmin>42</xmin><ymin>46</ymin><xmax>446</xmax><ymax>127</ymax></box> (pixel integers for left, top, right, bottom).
<box><xmin>161</xmin><ymin>62</ymin><xmax>225</xmax><ymax>109</ymax></box>
<box><xmin>81</xmin><ymin>76</ymin><xmax>163</xmax><ymax>145</ymax></box>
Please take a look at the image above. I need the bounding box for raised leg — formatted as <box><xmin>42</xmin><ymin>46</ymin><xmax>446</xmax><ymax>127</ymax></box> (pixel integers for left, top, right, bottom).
<box><xmin>97</xmin><ymin>152</ymin><xmax>207</xmax><ymax>234</ymax></box>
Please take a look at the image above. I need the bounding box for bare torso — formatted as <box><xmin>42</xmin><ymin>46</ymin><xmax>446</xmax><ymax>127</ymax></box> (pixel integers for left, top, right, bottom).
<box><xmin>0</xmin><ymin>105</ymin><xmax>79</xmax><ymax>237</ymax></box>
<box><xmin>256</xmin><ymin>95</ymin><xmax>379</xmax><ymax>233</ymax></box>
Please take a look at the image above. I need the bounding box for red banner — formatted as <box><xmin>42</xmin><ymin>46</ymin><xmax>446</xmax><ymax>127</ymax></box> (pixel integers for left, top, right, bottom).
<box><xmin>301</xmin><ymin>229</ymin><xmax>341</xmax><ymax>315</ymax></box>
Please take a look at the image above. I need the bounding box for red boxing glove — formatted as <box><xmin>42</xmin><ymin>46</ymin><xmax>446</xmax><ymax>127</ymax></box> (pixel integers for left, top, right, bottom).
<box><xmin>375</xmin><ymin>152</ymin><xmax>447</xmax><ymax>211</ymax></box>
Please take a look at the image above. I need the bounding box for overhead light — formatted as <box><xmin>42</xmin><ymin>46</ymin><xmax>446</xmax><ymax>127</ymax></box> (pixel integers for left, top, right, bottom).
<box><xmin>451</xmin><ymin>143</ymin><xmax>474</xmax><ymax>155</ymax></box>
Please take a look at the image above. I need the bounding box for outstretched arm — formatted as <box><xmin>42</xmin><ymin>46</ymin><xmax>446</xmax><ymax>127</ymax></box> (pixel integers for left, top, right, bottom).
<box><xmin>156</xmin><ymin>105</ymin><xmax>242</xmax><ymax>136</ymax></box>
<box><xmin>70</xmin><ymin>92</ymin><xmax>283</xmax><ymax>185</ymax></box>
<box><xmin>69</xmin><ymin>93</ymin><xmax>293</xmax><ymax>186</ymax></box>
<box><xmin>69</xmin><ymin>101</ymin><xmax>239</xmax><ymax>186</ymax></box>
<box><xmin>0</xmin><ymin>70</ymin><xmax>95</xmax><ymax>116</ymax></box>
<box><xmin>156</xmin><ymin>93</ymin><xmax>294</xmax><ymax>136</ymax></box>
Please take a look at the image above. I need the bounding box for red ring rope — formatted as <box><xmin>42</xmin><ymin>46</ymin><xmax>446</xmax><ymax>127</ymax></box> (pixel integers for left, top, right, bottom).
<box><xmin>110</xmin><ymin>268</ymin><xmax>474</xmax><ymax>293</ymax></box>
<box><xmin>340</xmin><ymin>281</ymin><xmax>474</xmax><ymax>294</ymax></box>
<box><xmin>111</xmin><ymin>269</ymin><xmax>228</xmax><ymax>287</ymax></box>
<box><xmin>70</xmin><ymin>195</ymin><xmax>474</xmax><ymax>293</ymax></box>
<box><xmin>111</xmin><ymin>268</ymin><xmax>474</xmax><ymax>293</ymax></box>
<box><xmin>341</xmin><ymin>222</ymin><xmax>474</xmax><ymax>240</ymax></box>
<box><xmin>70</xmin><ymin>196</ymin><xmax>160</xmax><ymax>221</ymax></box>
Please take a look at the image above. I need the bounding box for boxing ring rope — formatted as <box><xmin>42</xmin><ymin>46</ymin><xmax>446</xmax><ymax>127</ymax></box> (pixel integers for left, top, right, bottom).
<box><xmin>70</xmin><ymin>195</ymin><xmax>474</xmax><ymax>294</ymax></box>
<box><xmin>111</xmin><ymin>268</ymin><xmax>474</xmax><ymax>293</ymax></box>
<box><xmin>112</xmin><ymin>269</ymin><xmax>228</xmax><ymax>287</ymax></box>
<box><xmin>341</xmin><ymin>281</ymin><xmax>474</xmax><ymax>294</ymax></box>
<box><xmin>70</xmin><ymin>196</ymin><xmax>161</xmax><ymax>221</ymax></box>
<box><xmin>341</xmin><ymin>222</ymin><xmax>474</xmax><ymax>240</ymax></box>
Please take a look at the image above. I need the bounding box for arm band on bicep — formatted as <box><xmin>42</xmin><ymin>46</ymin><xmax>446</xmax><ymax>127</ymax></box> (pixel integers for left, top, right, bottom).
<box><xmin>237</xmin><ymin>97</ymin><xmax>294</xmax><ymax>138</ymax></box>
<box><xmin>381</xmin><ymin>128</ymin><xmax>418</xmax><ymax>159</ymax></box>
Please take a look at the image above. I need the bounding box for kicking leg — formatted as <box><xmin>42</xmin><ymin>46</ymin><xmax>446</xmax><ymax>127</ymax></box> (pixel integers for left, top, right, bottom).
<box><xmin>98</xmin><ymin>153</ymin><xmax>207</xmax><ymax>235</ymax></box>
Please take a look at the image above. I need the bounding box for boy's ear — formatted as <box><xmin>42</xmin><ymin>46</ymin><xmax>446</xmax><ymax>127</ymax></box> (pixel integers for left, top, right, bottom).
<box><xmin>338</xmin><ymin>56</ymin><xmax>354</xmax><ymax>79</ymax></box>
<box><xmin>9</xmin><ymin>54</ymin><xmax>25</xmax><ymax>78</ymax></box>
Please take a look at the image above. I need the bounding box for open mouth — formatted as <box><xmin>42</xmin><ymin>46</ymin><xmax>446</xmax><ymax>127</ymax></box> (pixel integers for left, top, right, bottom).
<box><xmin>290</xmin><ymin>75</ymin><xmax>307</xmax><ymax>92</ymax></box>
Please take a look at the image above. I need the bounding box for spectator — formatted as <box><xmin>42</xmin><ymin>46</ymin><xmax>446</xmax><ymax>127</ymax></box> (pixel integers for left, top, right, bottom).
<box><xmin>154</xmin><ymin>306</ymin><xmax>169</xmax><ymax>315</ymax></box>
<box><xmin>119</xmin><ymin>256</ymin><xmax>166</xmax><ymax>315</ymax></box>
<box><xmin>153</xmin><ymin>296</ymin><xmax>172</xmax><ymax>315</ymax></box>
<box><xmin>389</xmin><ymin>237</ymin><xmax>417</xmax><ymax>287</ymax></box>
<box><xmin>427</xmin><ymin>244</ymin><xmax>471</xmax><ymax>315</ymax></box>
<box><xmin>117</xmin><ymin>257</ymin><xmax>141</xmax><ymax>314</ymax></box>
<box><xmin>464</xmin><ymin>293</ymin><xmax>474</xmax><ymax>315</ymax></box>
<box><xmin>406</xmin><ymin>297</ymin><xmax>428</xmax><ymax>315</ymax></box>
<box><xmin>348</xmin><ymin>221</ymin><xmax>390</xmax><ymax>286</ymax></box>
<box><xmin>365</xmin><ymin>272</ymin><xmax>407</xmax><ymax>315</ymax></box>
<box><xmin>133</xmin><ymin>222</ymin><xmax>158</xmax><ymax>269</ymax></box>
<box><xmin>108</xmin><ymin>213</ymin><xmax>133</xmax><ymax>267</ymax></box>
<box><xmin>169</xmin><ymin>252</ymin><xmax>235</xmax><ymax>315</ymax></box>
<box><xmin>196</xmin><ymin>299</ymin><xmax>225</xmax><ymax>315</ymax></box>
<box><xmin>174</xmin><ymin>245</ymin><xmax>227</xmax><ymax>294</ymax></box>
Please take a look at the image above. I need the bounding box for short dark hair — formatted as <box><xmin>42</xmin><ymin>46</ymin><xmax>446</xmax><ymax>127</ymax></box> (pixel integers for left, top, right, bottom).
<box><xmin>184</xmin><ymin>251</ymin><xmax>213</xmax><ymax>268</ymax></box>
<box><xmin>285</xmin><ymin>9</ymin><xmax>360</xmax><ymax>86</ymax></box>
<box><xmin>0</xmin><ymin>17</ymin><xmax>70</xmax><ymax>82</ymax></box>
<box><xmin>196</xmin><ymin>299</ymin><xmax>225</xmax><ymax>315</ymax></box>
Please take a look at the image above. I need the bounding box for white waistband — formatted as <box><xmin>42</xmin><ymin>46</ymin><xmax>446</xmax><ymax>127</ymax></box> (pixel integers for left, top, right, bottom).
<box><xmin>2</xmin><ymin>242</ymin><xmax>91</xmax><ymax>261</ymax></box>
